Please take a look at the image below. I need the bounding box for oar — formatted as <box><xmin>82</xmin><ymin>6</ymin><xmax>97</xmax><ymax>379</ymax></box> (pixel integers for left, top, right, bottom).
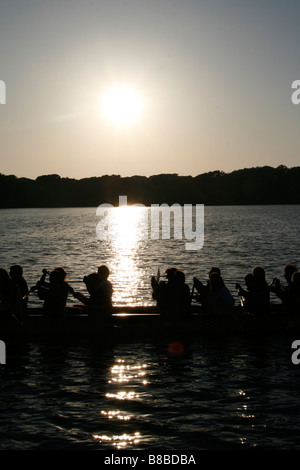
<box><xmin>235</xmin><ymin>283</ymin><xmax>245</xmax><ymax>308</ymax></box>
<box><xmin>191</xmin><ymin>283</ymin><xmax>195</xmax><ymax>300</ymax></box>
<box><xmin>21</xmin><ymin>269</ymin><xmax>51</xmax><ymax>301</ymax></box>
<box><xmin>22</xmin><ymin>285</ymin><xmax>37</xmax><ymax>301</ymax></box>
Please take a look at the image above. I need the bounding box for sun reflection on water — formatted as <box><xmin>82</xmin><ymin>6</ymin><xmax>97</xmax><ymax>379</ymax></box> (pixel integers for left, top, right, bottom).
<box><xmin>93</xmin><ymin>432</ymin><xmax>141</xmax><ymax>449</ymax></box>
<box><xmin>101</xmin><ymin>410</ymin><xmax>131</xmax><ymax>421</ymax></box>
<box><xmin>93</xmin><ymin>357</ymin><xmax>148</xmax><ymax>449</ymax></box>
<box><xmin>105</xmin><ymin>391</ymin><xmax>138</xmax><ymax>400</ymax></box>
<box><xmin>111</xmin><ymin>206</ymin><xmax>148</xmax><ymax>249</ymax></box>
<box><xmin>109</xmin><ymin>361</ymin><xmax>147</xmax><ymax>384</ymax></box>
<box><xmin>98</xmin><ymin>205</ymin><xmax>150</xmax><ymax>306</ymax></box>
<box><xmin>237</xmin><ymin>390</ymin><xmax>255</xmax><ymax>419</ymax></box>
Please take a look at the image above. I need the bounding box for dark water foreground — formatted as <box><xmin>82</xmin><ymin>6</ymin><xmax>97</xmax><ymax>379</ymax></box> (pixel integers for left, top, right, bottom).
<box><xmin>0</xmin><ymin>332</ymin><xmax>299</xmax><ymax>451</ymax></box>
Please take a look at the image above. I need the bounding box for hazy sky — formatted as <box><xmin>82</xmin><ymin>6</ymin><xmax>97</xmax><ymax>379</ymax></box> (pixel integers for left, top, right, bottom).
<box><xmin>0</xmin><ymin>0</ymin><xmax>299</xmax><ymax>179</ymax></box>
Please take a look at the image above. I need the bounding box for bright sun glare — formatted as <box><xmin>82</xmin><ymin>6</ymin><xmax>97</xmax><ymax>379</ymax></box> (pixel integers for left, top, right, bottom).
<box><xmin>100</xmin><ymin>86</ymin><xmax>143</xmax><ymax>127</ymax></box>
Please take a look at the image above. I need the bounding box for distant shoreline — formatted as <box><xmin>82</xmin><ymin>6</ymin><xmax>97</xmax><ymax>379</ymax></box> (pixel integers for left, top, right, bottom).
<box><xmin>1</xmin><ymin>165</ymin><xmax>299</xmax><ymax>208</ymax></box>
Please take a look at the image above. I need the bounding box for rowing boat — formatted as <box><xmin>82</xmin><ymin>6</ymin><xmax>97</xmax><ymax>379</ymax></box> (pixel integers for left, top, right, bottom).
<box><xmin>1</xmin><ymin>304</ymin><xmax>300</xmax><ymax>342</ymax></box>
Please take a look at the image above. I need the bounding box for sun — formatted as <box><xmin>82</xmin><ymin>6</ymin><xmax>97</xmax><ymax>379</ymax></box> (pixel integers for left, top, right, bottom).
<box><xmin>100</xmin><ymin>85</ymin><xmax>143</xmax><ymax>127</ymax></box>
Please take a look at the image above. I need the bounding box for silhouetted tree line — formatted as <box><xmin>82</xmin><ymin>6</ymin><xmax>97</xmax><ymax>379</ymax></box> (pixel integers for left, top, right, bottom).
<box><xmin>0</xmin><ymin>165</ymin><xmax>299</xmax><ymax>208</ymax></box>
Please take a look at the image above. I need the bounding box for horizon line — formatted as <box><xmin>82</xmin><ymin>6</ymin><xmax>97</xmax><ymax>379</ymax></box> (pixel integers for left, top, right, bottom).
<box><xmin>1</xmin><ymin>164</ymin><xmax>298</xmax><ymax>181</ymax></box>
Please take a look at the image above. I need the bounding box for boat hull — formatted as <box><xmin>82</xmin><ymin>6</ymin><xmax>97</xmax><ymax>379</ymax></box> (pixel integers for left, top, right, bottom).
<box><xmin>1</xmin><ymin>306</ymin><xmax>300</xmax><ymax>342</ymax></box>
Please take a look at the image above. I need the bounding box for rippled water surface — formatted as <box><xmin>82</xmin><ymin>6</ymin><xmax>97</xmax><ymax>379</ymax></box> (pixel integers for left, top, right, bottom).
<box><xmin>0</xmin><ymin>205</ymin><xmax>299</xmax><ymax>306</ymax></box>
<box><xmin>1</xmin><ymin>337</ymin><xmax>299</xmax><ymax>450</ymax></box>
<box><xmin>0</xmin><ymin>205</ymin><xmax>300</xmax><ymax>450</ymax></box>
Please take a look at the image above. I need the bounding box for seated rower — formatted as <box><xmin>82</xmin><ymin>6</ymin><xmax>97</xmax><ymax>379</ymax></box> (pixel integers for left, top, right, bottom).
<box><xmin>236</xmin><ymin>273</ymin><xmax>256</xmax><ymax>312</ymax></box>
<box><xmin>37</xmin><ymin>268</ymin><xmax>70</xmax><ymax>318</ymax></box>
<box><xmin>288</xmin><ymin>271</ymin><xmax>300</xmax><ymax>313</ymax></box>
<box><xmin>237</xmin><ymin>266</ymin><xmax>270</xmax><ymax>315</ymax></box>
<box><xmin>207</xmin><ymin>272</ymin><xmax>235</xmax><ymax>315</ymax></box>
<box><xmin>193</xmin><ymin>266</ymin><xmax>221</xmax><ymax>309</ymax></box>
<box><xmin>151</xmin><ymin>267</ymin><xmax>177</xmax><ymax>315</ymax></box>
<box><xmin>273</xmin><ymin>270</ymin><xmax>300</xmax><ymax>314</ymax></box>
<box><xmin>72</xmin><ymin>272</ymin><xmax>113</xmax><ymax>318</ymax></box>
<box><xmin>10</xmin><ymin>264</ymin><xmax>29</xmax><ymax>318</ymax></box>
<box><xmin>97</xmin><ymin>265</ymin><xmax>113</xmax><ymax>309</ymax></box>
<box><xmin>269</xmin><ymin>264</ymin><xmax>298</xmax><ymax>311</ymax></box>
<box><xmin>152</xmin><ymin>268</ymin><xmax>191</xmax><ymax>319</ymax></box>
<box><xmin>171</xmin><ymin>270</ymin><xmax>191</xmax><ymax>319</ymax></box>
<box><xmin>0</xmin><ymin>268</ymin><xmax>15</xmax><ymax>321</ymax></box>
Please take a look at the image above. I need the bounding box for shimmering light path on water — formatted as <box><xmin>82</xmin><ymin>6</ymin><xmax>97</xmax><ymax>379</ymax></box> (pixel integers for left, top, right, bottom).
<box><xmin>0</xmin><ymin>337</ymin><xmax>299</xmax><ymax>450</ymax></box>
<box><xmin>0</xmin><ymin>205</ymin><xmax>299</xmax><ymax>450</ymax></box>
<box><xmin>0</xmin><ymin>205</ymin><xmax>299</xmax><ymax>307</ymax></box>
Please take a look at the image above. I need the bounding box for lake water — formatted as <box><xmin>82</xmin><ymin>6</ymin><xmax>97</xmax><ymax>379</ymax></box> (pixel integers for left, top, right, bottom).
<box><xmin>0</xmin><ymin>205</ymin><xmax>299</xmax><ymax>306</ymax></box>
<box><xmin>0</xmin><ymin>205</ymin><xmax>300</xmax><ymax>451</ymax></box>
